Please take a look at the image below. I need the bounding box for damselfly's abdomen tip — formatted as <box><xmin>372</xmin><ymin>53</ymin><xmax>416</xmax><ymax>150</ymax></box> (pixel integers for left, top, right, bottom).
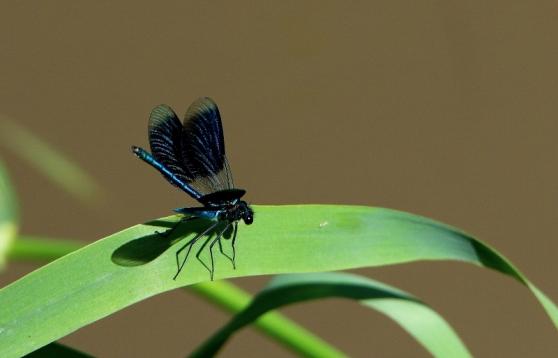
<box><xmin>131</xmin><ymin>146</ymin><xmax>145</xmax><ymax>159</ymax></box>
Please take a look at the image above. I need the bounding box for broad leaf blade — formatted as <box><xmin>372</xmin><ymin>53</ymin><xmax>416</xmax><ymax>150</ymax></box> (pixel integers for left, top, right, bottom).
<box><xmin>192</xmin><ymin>272</ymin><xmax>472</xmax><ymax>358</ymax></box>
<box><xmin>9</xmin><ymin>238</ymin><xmax>346</xmax><ymax>358</ymax></box>
<box><xmin>0</xmin><ymin>205</ymin><xmax>555</xmax><ymax>357</ymax></box>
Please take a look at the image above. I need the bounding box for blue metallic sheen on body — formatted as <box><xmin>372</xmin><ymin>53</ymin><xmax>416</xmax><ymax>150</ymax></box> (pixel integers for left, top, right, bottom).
<box><xmin>132</xmin><ymin>146</ymin><xmax>202</xmax><ymax>200</ymax></box>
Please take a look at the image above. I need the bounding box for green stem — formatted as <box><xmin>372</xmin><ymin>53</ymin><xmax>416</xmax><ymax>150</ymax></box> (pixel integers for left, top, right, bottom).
<box><xmin>7</xmin><ymin>236</ymin><xmax>83</xmax><ymax>261</ymax></box>
<box><xmin>6</xmin><ymin>237</ymin><xmax>345</xmax><ymax>357</ymax></box>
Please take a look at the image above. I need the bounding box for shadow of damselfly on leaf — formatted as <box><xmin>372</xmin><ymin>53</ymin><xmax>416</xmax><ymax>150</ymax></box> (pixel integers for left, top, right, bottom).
<box><xmin>112</xmin><ymin>217</ymin><xmax>238</xmax><ymax>280</ymax></box>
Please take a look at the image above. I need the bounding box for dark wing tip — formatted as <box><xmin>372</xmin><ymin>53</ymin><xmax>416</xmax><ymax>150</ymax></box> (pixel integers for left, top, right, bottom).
<box><xmin>184</xmin><ymin>97</ymin><xmax>220</xmax><ymax>122</ymax></box>
<box><xmin>196</xmin><ymin>97</ymin><xmax>218</xmax><ymax>106</ymax></box>
<box><xmin>149</xmin><ymin>104</ymin><xmax>178</xmax><ymax>124</ymax></box>
<box><xmin>151</xmin><ymin>103</ymin><xmax>173</xmax><ymax>112</ymax></box>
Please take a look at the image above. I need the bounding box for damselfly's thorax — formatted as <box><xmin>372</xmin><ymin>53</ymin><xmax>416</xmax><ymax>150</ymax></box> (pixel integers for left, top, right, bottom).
<box><xmin>199</xmin><ymin>189</ymin><xmax>253</xmax><ymax>225</ymax></box>
<box><xmin>220</xmin><ymin>200</ymin><xmax>253</xmax><ymax>225</ymax></box>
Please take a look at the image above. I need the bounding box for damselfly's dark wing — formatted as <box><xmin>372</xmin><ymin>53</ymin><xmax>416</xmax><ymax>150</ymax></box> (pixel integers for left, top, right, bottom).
<box><xmin>148</xmin><ymin>105</ymin><xmax>191</xmax><ymax>187</ymax></box>
<box><xmin>180</xmin><ymin>97</ymin><xmax>234</xmax><ymax>194</ymax></box>
<box><xmin>147</xmin><ymin>98</ymin><xmax>234</xmax><ymax>198</ymax></box>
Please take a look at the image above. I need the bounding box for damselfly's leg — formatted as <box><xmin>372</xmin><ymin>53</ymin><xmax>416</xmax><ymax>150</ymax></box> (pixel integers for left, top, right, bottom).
<box><xmin>217</xmin><ymin>222</ymin><xmax>237</xmax><ymax>269</ymax></box>
<box><xmin>217</xmin><ymin>223</ymin><xmax>235</xmax><ymax>267</ymax></box>
<box><xmin>231</xmin><ymin>221</ymin><xmax>238</xmax><ymax>269</ymax></box>
<box><xmin>208</xmin><ymin>223</ymin><xmax>232</xmax><ymax>280</ymax></box>
<box><xmin>173</xmin><ymin>221</ymin><xmax>219</xmax><ymax>280</ymax></box>
<box><xmin>197</xmin><ymin>223</ymin><xmax>230</xmax><ymax>280</ymax></box>
<box><xmin>171</xmin><ymin>217</ymin><xmax>202</xmax><ymax>276</ymax></box>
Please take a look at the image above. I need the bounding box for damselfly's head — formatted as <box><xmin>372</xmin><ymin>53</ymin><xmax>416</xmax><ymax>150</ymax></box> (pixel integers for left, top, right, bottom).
<box><xmin>238</xmin><ymin>201</ymin><xmax>254</xmax><ymax>225</ymax></box>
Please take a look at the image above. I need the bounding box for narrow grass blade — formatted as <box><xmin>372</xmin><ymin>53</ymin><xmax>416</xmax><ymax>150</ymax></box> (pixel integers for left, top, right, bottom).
<box><xmin>189</xmin><ymin>279</ymin><xmax>348</xmax><ymax>358</ymax></box>
<box><xmin>7</xmin><ymin>235</ymin><xmax>83</xmax><ymax>262</ymax></box>
<box><xmin>191</xmin><ymin>272</ymin><xmax>471</xmax><ymax>358</ymax></box>
<box><xmin>0</xmin><ymin>205</ymin><xmax>555</xmax><ymax>357</ymax></box>
<box><xmin>0</xmin><ymin>117</ymin><xmax>103</xmax><ymax>205</ymax></box>
<box><xmin>0</xmin><ymin>159</ymin><xmax>18</xmax><ymax>268</ymax></box>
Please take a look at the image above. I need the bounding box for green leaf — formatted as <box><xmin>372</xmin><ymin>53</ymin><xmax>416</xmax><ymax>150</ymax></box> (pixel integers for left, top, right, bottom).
<box><xmin>0</xmin><ymin>159</ymin><xmax>18</xmax><ymax>269</ymax></box>
<box><xmin>0</xmin><ymin>205</ymin><xmax>556</xmax><ymax>357</ymax></box>
<box><xmin>8</xmin><ymin>237</ymin><xmax>346</xmax><ymax>357</ymax></box>
<box><xmin>192</xmin><ymin>272</ymin><xmax>472</xmax><ymax>358</ymax></box>
<box><xmin>0</xmin><ymin>117</ymin><xmax>103</xmax><ymax>205</ymax></box>
<box><xmin>189</xmin><ymin>279</ymin><xmax>347</xmax><ymax>357</ymax></box>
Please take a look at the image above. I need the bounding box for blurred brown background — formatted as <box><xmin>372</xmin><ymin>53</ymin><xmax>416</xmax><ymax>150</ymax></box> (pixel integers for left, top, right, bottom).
<box><xmin>1</xmin><ymin>1</ymin><xmax>557</xmax><ymax>357</ymax></box>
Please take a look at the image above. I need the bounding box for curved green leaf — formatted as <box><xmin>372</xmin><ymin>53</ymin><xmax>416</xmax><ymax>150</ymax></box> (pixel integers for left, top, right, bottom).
<box><xmin>8</xmin><ymin>237</ymin><xmax>346</xmax><ymax>358</ymax></box>
<box><xmin>0</xmin><ymin>159</ymin><xmax>18</xmax><ymax>269</ymax></box>
<box><xmin>189</xmin><ymin>279</ymin><xmax>347</xmax><ymax>357</ymax></box>
<box><xmin>0</xmin><ymin>205</ymin><xmax>556</xmax><ymax>357</ymax></box>
<box><xmin>192</xmin><ymin>272</ymin><xmax>472</xmax><ymax>358</ymax></box>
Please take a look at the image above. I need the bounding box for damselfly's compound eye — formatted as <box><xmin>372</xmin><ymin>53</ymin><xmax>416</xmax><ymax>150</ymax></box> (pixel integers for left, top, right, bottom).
<box><xmin>243</xmin><ymin>213</ymin><xmax>253</xmax><ymax>225</ymax></box>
